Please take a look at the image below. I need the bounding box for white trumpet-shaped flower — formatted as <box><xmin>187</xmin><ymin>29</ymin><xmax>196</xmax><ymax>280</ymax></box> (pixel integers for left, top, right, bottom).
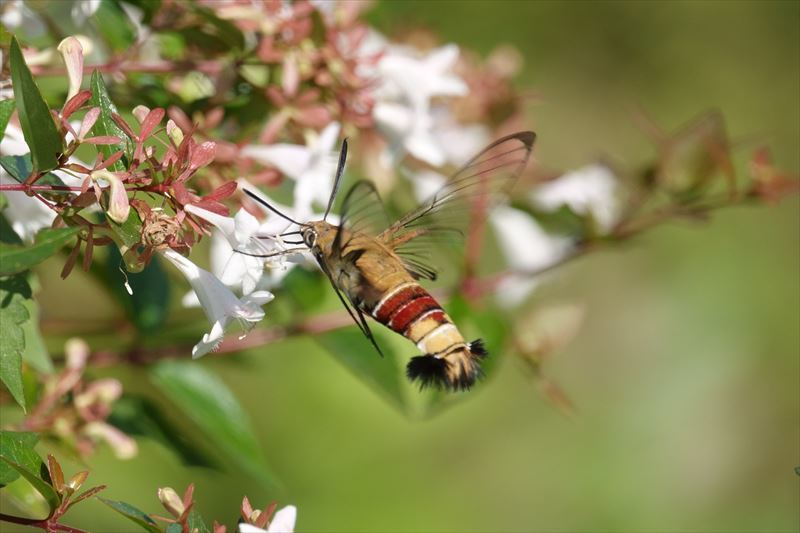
<box><xmin>161</xmin><ymin>249</ymin><xmax>273</xmax><ymax>358</ymax></box>
<box><xmin>185</xmin><ymin>199</ymin><xmax>302</xmax><ymax>296</ymax></box>
<box><xmin>531</xmin><ymin>164</ymin><xmax>621</xmax><ymax>234</ymax></box>
<box><xmin>185</xmin><ymin>204</ymin><xmax>265</xmax><ymax>295</ymax></box>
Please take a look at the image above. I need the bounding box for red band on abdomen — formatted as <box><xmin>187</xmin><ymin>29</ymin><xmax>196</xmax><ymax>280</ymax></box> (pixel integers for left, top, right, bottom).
<box><xmin>373</xmin><ymin>284</ymin><xmax>427</xmax><ymax>323</ymax></box>
<box><xmin>389</xmin><ymin>296</ymin><xmax>440</xmax><ymax>333</ymax></box>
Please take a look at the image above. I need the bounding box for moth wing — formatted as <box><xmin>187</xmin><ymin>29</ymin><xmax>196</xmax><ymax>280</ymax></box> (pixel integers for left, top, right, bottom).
<box><xmin>333</xmin><ymin>180</ymin><xmax>391</xmax><ymax>254</ymax></box>
<box><xmin>379</xmin><ymin>131</ymin><xmax>536</xmax><ymax>266</ymax></box>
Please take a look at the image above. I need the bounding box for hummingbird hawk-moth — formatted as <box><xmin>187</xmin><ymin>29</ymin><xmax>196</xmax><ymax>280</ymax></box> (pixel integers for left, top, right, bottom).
<box><xmin>244</xmin><ymin>131</ymin><xmax>535</xmax><ymax>391</ymax></box>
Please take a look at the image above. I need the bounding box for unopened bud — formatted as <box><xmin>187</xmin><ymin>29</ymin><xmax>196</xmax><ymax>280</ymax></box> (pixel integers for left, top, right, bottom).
<box><xmin>57</xmin><ymin>36</ymin><xmax>84</xmax><ymax>101</ymax></box>
<box><xmin>65</xmin><ymin>338</ymin><xmax>90</xmax><ymax>370</ymax></box>
<box><xmin>67</xmin><ymin>470</ymin><xmax>89</xmax><ymax>491</ymax></box>
<box><xmin>166</xmin><ymin>119</ymin><xmax>184</xmax><ymax>145</ymax></box>
<box><xmin>91</xmin><ymin>170</ymin><xmax>130</xmax><ymax>223</ymax></box>
<box><xmin>132</xmin><ymin>105</ymin><xmax>150</xmax><ymax>124</ymax></box>
<box><xmin>158</xmin><ymin>487</ymin><xmax>186</xmax><ymax>518</ymax></box>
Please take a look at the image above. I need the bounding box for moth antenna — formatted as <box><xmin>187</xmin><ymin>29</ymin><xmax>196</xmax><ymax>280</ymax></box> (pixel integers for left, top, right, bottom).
<box><xmin>243</xmin><ymin>188</ymin><xmax>305</xmax><ymax>226</ymax></box>
<box><xmin>324</xmin><ymin>137</ymin><xmax>348</xmax><ymax>221</ymax></box>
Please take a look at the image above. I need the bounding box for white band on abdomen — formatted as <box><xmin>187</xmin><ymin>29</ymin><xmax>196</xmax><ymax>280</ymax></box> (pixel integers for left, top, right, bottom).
<box><xmin>415</xmin><ymin>323</ymin><xmax>456</xmax><ymax>354</ymax></box>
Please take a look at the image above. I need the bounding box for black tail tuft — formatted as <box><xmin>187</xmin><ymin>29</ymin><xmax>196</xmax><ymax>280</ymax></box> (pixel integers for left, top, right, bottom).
<box><xmin>406</xmin><ymin>355</ymin><xmax>449</xmax><ymax>390</ymax></box>
<box><xmin>406</xmin><ymin>340</ymin><xmax>489</xmax><ymax>392</ymax></box>
<box><xmin>469</xmin><ymin>338</ymin><xmax>488</xmax><ymax>358</ymax></box>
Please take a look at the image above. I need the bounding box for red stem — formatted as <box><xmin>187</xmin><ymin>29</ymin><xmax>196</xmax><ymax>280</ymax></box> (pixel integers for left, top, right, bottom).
<box><xmin>0</xmin><ymin>184</ymin><xmax>83</xmax><ymax>192</ymax></box>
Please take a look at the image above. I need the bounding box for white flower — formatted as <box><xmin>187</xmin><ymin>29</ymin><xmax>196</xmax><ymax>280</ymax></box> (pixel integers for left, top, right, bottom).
<box><xmin>161</xmin><ymin>249</ymin><xmax>273</xmax><ymax>358</ymax></box>
<box><xmin>239</xmin><ymin>505</ymin><xmax>297</xmax><ymax>533</ymax></box>
<box><xmin>186</xmin><ymin>205</ymin><xmax>264</xmax><ymax>295</ymax></box>
<box><xmin>70</xmin><ymin>0</ymin><xmax>101</xmax><ymax>26</ymax></box>
<box><xmin>241</xmin><ymin>122</ymin><xmax>341</xmax><ymax>220</ymax></box>
<box><xmin>1</xmin><ymin>1</ymin><xmax>46</xmax><ymax>37</ymax></box>
<box><xmin>531</xmin><ymin>164</ymin><xmax>621</xmax><ymax>234</ymax></box>
<box><xmin>373</xmin><ymin>44</ymin><xmax>468</xmax><ymax>166</ymax></box>
<box><xmin>185</xmin><ymin>201</ymin><xmax>302</xmax><ymax>296</ymax></box>
<box><xmin>489</xmin><ymin>206</ymin><xmax>572</xmax><ymax>308</ymax></box>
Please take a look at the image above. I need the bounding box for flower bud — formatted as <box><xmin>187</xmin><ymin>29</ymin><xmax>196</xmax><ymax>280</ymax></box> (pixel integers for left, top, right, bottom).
<box><xmin>158</xmin><ymin>487</ymin><xmax>186</xmax><ymax>518</ymax></box>
<box><xmin>57</xmin><ymin>36</ymin><xmax>84</xmax><ymax>102</ymax></box>
<box><xmin>65</xmin><ymin>338</ymin><xmax>90</xmax><ymax>370</ymax></box>
<box><xmin>91</xmin><ymin>170</ymin><xmax>130</xmax><ymax>223</ymax></box>
<box><xmin>67</xmin><ymin>470</ymin><xmax>89</xmax><ymax>491</ymax></box>
<box><xmin>166</xmin><ymin>119</ymin><xmax>184</xmax><ymax>145</ymax></box>
<box><xmin>132</xmin><ymin>105</ymin><xmax>151</xmax><ymax>124</ymax></box>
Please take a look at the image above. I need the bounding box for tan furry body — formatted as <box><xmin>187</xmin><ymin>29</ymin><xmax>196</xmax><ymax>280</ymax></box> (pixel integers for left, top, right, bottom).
<box><xmin>307</xmin><ymin>221</ymin><xmax>471</xmax><ymax>371</ymax></box>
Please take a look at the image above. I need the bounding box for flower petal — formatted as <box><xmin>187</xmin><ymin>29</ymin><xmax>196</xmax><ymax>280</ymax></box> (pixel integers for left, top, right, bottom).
<box><xmin>267</xmin><ymin>505</ymin><xmax>297</xmax><ymax>533</ymax></box>
<box><xmin>242</xmin><ymin>144</ymin><xmax>311</xmax><ymax>180</ymax></box>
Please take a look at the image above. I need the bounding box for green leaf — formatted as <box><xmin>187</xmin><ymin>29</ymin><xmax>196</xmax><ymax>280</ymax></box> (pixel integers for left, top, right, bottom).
<box><xmin>0</xmin><ymin>431</ymin><xmax>43</xmax><ymax>486</ymax></box>
<box><xmin>0</xmin><ymin>153</ymin><xmax>66</xmax><ymax>188</ymax></box>
<box><xmin>0</xmin><ymin>456</ymin><xmax>60</xmax><ymax>513</ymax></box>
<box><xmin>92</xmin><ymin>0</ymin><xmax>136</xmax><ymax>52</ymax></box>
<box><xmin>318</xmin><ymin>327</ymin><xmax>406</xmax><ymax>412</ymax></box>
<box><xmin>109</xmin><ymin>395</ymin><xmax>216</xmax><ymax>468</ymax></box>
<box><xmin>109</xmin><ymin>205</ymin><xmax>143</xmax><ymax>251</ymax></box>
<box><xmin>166</xmin><ymin>523</ymin><xmax>182</xmax><ymax>533</ymax></box>
<box><xmin>0</xmin><ymin>227</ymin><xmax>80</xmax><ymax>276</ymax></box>
<box><xmin>0</xmin><ymin>274</ymin><xmax>32</xmax><ymax>410</ymax></box>
<box><xmin>89</xmin><ymin>70</ymin><xmax>128</xmax><ymax>172</ymax></box>
<box><xmin>187</xmin><ymin>507</ymin><xmax>211</xmax><ymax>533</ymax></box>
<box><xmin>99</xmin><ymin>498</ymin><xmax>162</xmax><ymax>533</ymax></box>
<box><xmin>20</xmin><ymin>297</ymin><xmax>52</xmax><ymax>373</ymax></box>
<box><xmin>105</xmin><ymin>247</ymin><xmax>170</xmax><ymax>333</ymax></box>
<box><xmin>0</xmin><ymin>212</ymin><xmax>23</xmax><ymax>245</ymax></box>
<box><xmin>150</xmin><ymin>361</ymin><xmax>277</xmax><ymax>487</ymax></box>
<box><xmin>3</xmin><ymin>474</ymin><xmax>51</xmax><ymax>518</ymax></box>
<box><xmin>9</xmin><ymin>37</ymin><xmax>62</xmax><ymax>173</ymax></box>
<box><xmin>0</xmin><ymin>99</ymin><xmax>15</xmax><ymax>143</ymax></box>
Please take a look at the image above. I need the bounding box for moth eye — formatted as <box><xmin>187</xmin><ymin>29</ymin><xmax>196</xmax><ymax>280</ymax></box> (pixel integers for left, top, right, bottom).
<box><xmin>304</xmin><ymin>230</ymin><xmax>317</xmax><ymax>248</ymax></box>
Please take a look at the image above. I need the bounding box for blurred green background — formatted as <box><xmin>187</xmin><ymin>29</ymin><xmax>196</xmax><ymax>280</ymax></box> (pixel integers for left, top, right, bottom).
<box><xmin>6</xmin><ymin>1</ymin><xmax>800</xmax><ymax>531</ymax></box>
